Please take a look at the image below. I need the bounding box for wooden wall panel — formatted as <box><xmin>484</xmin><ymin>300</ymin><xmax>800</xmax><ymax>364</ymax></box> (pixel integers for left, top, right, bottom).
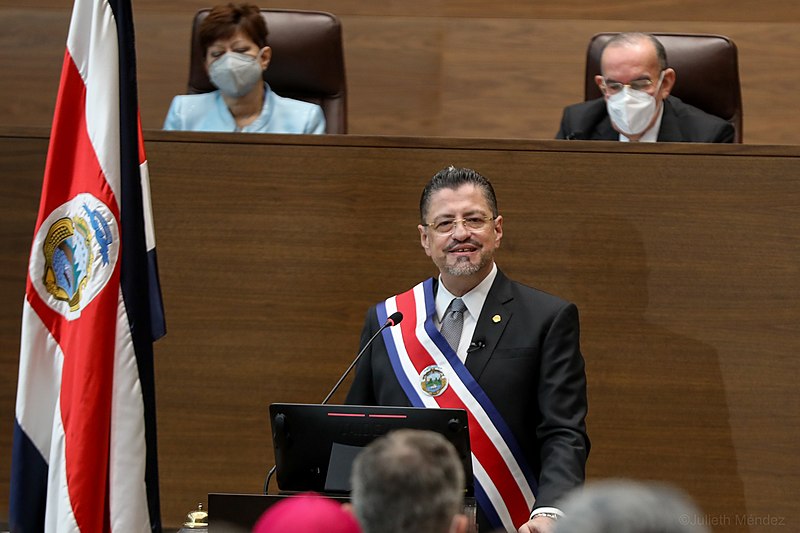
<box><xmin>1</xmin><ymin>130</ymin><xmax>798</xmax><ymax>529</ymax></box>
<box><xmin>5</xmin><ymin>0</ymin><xmax>798</xmax><ymax>22</ymax></box>
<box><xmin>437</xmin><ymin>17</ymin><xmax>586</xmax><ymax>139</ymax></box>
<box><xmin>337</xmin><ymin>16</ymin><xmax>445</xmax><ymax>135</ymax></box>
<box><xmin>0</xmin><ymin>8</ymin><xmax>67</xmax><ymax>126</ymax></box>
<box><xmin>0</xmin><ymin>133</ymin><xmax>46</xmax><ymax>529</ymax></box>
<box><xmin>1</xmin><ymin>3</ymin><xmax>799</xmax><ymax>143</ymax></box>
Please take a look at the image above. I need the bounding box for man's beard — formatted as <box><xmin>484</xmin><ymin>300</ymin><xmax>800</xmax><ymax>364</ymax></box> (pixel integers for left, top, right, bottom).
<box><xmin>444</xmin><ymin>254</ymin><xmax>488</xmax><ymax>277</ymax></box>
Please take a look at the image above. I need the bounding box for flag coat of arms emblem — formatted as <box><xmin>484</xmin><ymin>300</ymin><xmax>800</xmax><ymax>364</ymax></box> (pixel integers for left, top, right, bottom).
<box><xmin>10</xmin><ymin>0</ymin><xmax>166</xmax><ymax>531</ymax></box>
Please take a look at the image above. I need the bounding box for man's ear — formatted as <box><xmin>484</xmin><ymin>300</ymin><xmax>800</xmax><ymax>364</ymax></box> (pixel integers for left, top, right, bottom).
<box><xmin>493</xmin><ymin>214</ymin><xmax>503</xmax><ymax>249</ymax></box>
<box><xmin>449</xmin><ymin>513</ymin><xmax>469</xmax><ymax>533</ymax></box>
<box><xmin>419</xmin><ymin>224</ymin><xmax>432</xmax><ymax>257</ymax></box>
<box><xmin>594</xmin><ymin>74</ymin><xmax>607</xmax><ymax>97</ymax></box>
<box><xmin>660</xmin><ymin>67</ymin><xmax>676</xmax><ymax>98</ymax></box>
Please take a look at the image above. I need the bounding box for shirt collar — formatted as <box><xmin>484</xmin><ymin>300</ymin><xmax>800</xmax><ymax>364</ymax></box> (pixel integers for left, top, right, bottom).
<box><xmin>241</xmin><ymin>83</ymin><xmax>273</xmax><ymax>132</ymax></box>
<box><xmin>435</xmin><ymin>263</ymin><xmax>498</xmax><ymax>323</ymax></box>
<box><xmin>215</xmin><ymin>83</ymin><xmax>272</xmax><ymax>132</ymax></box>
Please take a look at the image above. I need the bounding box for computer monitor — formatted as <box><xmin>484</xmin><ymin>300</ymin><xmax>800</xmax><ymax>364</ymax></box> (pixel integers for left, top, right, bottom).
<box><xmin>269</xmin><ymin>403</ymin><xmax>473</xmax><ymax>496</ymax></box>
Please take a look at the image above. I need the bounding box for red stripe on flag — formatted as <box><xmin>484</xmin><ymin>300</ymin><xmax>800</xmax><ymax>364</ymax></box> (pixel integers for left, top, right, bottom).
<box><xmin>394</xmin><ymin>290</ymin><xmax>531</xmax><ymax>527</ymax></box>
<box><xmin>27</xmin><ymin>49</ymin><xmax>122</xmax><ymax>533</ymax></box>
<box><xmin>33</xmin><ymin>51</ymin><xmax>119</xmax><ymax>235</ymax></box>
<box><xmin>137</xmin><ymin>112</ymin><xmax>147</xmax><ymax>165</ymax></box>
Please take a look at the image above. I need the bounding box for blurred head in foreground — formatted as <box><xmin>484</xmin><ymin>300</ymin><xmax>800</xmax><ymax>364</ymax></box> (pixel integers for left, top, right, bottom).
<box><xmin>350</xmin><ymin>429</ymin><xmax>468</xmax><ymax>533</ymax></box>
<box><xmin>553</xmin><ymin>479</ymin><xmax>709</xmax><ymax>533</ymax></box>
<box><xmin>252</xmin><ymin>492</ymin><xmax>361</xmax><ymax>533</ymax></box>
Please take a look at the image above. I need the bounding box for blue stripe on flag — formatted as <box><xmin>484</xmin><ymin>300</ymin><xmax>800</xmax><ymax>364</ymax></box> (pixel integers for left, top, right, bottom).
<box><xmin>10</xmin><ymin>420</ymin><xmax>48</xmax><ymax>532</ymax></box>
<box><xmin>147</xmin><ymin>248</ymin><xmax>167</xmax><ymax>339</ymax></box>
<box><xmin>108</xmin><ymin>0</ymin><xmax>164</xmax><ymax>529</ymax></box>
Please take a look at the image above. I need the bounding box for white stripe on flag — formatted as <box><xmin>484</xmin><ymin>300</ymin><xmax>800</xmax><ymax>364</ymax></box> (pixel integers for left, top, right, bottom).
<box><xmin>44</xmin><ymin>400</ymin><xmax>79</xmax><ymax>532</ymax></box>
<box><xmin>14</xmin><ymin>301</ymin><xmax>64</xmax><ymax>461</ymax></box>
<box><xmin>109</xmin><ymin>287</ymin><xmax>151</xmax><ymax>531</ymax></box>
<box><xmin>140</xmin><ymin>161</ymin><xmax>157</xmax><ymax>252</ymax></box>
<box><xmin>67</xmin><ymin>0</ymin><xmax>122</xmax><ymax>204</ymax></box>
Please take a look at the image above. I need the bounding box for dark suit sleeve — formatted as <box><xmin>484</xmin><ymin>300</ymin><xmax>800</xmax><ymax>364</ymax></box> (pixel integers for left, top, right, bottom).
<box><xmin>680</xmin><ymin>114</ymin><xmax>735</xmax><ymax>143</ymax></box>
<box><xmin>533</xmin><ymin>302</ymin><xmax>590</xmax><ymax>509</ymax></box>
<box><xmin>714</xmin><ymin>120</ymin><xmax>735</xmax><ymax>143</ymax></box>
<box><xmin>662</xmin><ymin>96</ymin><xmax>736</xmax><ymax>143</ymax></box>
<box><xmin>344</xmin><ymin>307</ymin><xmax>380</xmax><ymax>405</ymax></box>
<box><xmin>554</xmin><ymin>99</ymin><xmax>610</xmax><ymax>141</ymax></box>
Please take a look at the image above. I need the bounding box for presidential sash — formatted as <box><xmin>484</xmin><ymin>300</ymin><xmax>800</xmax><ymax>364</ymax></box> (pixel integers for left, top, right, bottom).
<box><xmin>378</xmin><ymin>278</ymin><xmax>537</xmax><ymax>531</ymax></box>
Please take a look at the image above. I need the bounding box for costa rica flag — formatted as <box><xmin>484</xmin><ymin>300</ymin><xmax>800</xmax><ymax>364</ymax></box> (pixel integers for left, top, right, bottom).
<box><xmin>10</xmin><ymin>0</ymin><xmax>166</xmax><ymax>531</ymax></box>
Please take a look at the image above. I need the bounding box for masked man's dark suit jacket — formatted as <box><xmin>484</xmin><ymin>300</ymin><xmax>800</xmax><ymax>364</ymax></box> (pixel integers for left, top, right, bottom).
<box><xmin>345</xmin><ymin>270</ymin><xmax>590</xmax><ymax>531</ymax></box>
<box><xmin>556</xmin><ymin>95</ymin><xmax>734</xmax><ymax>142</ymax></box>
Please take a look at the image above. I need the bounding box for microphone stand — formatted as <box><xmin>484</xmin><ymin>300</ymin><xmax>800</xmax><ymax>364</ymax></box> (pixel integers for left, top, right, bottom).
<box><xmin>321</xmin><ymin>312</ymin><xmax>402</xmax><ymax>404</ymax></box>
<box><xmin>264</xmin><ymin>312</ymin><xmax>402</xmax><ymax>494</ymax></box>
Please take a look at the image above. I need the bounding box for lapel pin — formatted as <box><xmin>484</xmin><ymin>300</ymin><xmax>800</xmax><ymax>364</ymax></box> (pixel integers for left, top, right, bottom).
<box><xmin>492</xmin><ymin>314</ymin><xmax>501</xmax><ymax>323</ymax></box>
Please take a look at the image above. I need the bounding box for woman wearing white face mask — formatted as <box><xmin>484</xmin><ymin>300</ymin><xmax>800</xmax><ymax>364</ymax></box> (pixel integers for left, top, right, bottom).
<box><xmin>163</xmin><ymin>3</ymin><xmax>326</xmax><ymax>134</ymax></box>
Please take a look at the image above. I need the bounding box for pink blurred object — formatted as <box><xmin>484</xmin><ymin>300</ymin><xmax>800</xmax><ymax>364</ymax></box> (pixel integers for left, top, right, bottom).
<box><xmin>252</xmin><ymin>492</ymin><xmax>361</xmax><ymax>533</ymax></box>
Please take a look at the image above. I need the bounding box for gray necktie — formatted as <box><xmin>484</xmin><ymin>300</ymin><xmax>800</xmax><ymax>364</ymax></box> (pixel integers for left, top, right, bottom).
<box><xmin>441</xmin><ymin>298</ymin><xmax>467</xmax><ymax>352</ymax></box>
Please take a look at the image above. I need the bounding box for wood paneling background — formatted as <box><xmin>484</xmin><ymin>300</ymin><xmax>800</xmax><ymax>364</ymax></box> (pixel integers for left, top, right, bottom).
<box><xmin>0</xmin><ymin>1</ymin><xmax>799</xmax><ymax>143</ymax></box>
<box><xmin>1</xmin><ymin>129</ymin><xmax>798</xmax><ymax>530</ymax></box>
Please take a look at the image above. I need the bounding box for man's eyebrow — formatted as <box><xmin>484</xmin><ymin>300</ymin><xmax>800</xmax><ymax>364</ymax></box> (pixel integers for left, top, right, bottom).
<box><xmin>431</xmin><ymin>208</ymin><xmax>486</xmax><ymax>220</ymax></box>
<box><xmin>603</xmin><ymin>75</ymin><xmax>653</xmax><ymax>83</ymax></box>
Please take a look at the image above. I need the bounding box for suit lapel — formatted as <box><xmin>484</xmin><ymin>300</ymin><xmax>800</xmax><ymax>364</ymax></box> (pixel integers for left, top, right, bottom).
<box><xmin>656</xmin><ymin>98</ymin><xmax>683</xmax><ymax>141</ymax></box>
<box><xmin>465</xmin><ymin>271</ymin><xmax>514</xmax><ymax>381</ymax></box>
<box><xmin>593</xmin><ymin>115</ymin><xmax>618</xmax><ymax>140</ymax></box>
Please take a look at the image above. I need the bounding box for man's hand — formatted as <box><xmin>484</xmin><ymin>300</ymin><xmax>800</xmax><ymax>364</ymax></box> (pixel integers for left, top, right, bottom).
<box><xmin>517</xmin><ymin>515</ymin><xmax>556</xmax><ymax>533</ymax></box>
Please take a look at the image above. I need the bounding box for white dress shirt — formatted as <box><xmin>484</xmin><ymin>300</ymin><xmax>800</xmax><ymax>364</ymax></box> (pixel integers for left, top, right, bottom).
<box><xmin>435</xmin><ymin>263</ymin><xmax>498</xmax><ymax>362</ymax></box>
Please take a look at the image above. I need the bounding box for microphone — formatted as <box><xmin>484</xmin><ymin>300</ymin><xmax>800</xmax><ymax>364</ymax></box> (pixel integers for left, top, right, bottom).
<box><xmin>468</xmin><ymin>340</ymin><xmax>486</xmax><ymax>353</ymax></box>
<box><xmin>321</xmin><ymin>311</ymin><xmax>403</xmax><ymax>404</ymax></box>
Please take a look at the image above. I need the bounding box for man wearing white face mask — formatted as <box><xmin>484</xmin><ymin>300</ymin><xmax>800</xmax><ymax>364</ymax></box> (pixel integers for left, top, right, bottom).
<box><xmin>163</xmin><ymin>3</ymin><xmax>326</xmax><ymax>134</ymax></box>
<box><xmin>556</xmin><ymin>33</ymin><xmax>734</xmax><ymax>143</ymax></box>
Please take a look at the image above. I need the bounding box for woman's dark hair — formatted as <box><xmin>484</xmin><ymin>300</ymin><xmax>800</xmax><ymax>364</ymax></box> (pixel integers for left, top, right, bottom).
<box><xmin>199</xmin><ymin>3</ymin><xmax>268</xmax><ymax>55</ymax></box>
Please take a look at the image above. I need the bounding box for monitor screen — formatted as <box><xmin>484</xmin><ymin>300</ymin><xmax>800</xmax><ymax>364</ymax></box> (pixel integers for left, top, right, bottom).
<box><xmin>269</xmin><ymin>403</ymin><xmax>473</xmax><ymax>496</ymax></box>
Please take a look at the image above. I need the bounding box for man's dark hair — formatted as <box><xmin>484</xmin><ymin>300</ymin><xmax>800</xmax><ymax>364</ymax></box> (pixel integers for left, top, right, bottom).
<box><xmin>603</xmin><ymin>32</ymin><xmax>668</xmax><ymax>71</ymax></box>
<box><xmin>419</xmin><ymin>166</ymin><xmax>498</xmax><ymax>223</ymax></box>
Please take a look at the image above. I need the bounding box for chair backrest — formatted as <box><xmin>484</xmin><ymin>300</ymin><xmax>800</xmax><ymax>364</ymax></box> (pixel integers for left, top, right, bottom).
<box><xmin>188</xmin><ymin>8</ymin><xmax>347</xmax><ymax>134</ymax></box>
<box><xmin>585</xmin><ymin>32</ymin><xmax>742</xmax><ymax>142</ymax></box>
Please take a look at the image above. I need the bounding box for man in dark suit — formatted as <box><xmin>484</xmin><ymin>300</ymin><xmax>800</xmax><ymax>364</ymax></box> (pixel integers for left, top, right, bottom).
<box><xmin>556</xmin><ymin>32</ymin><xmax>734</xmax><ymax>143</ymax></box>
<box><xmin>346</xmin><ymin>167</ymin><xmax>589</xmax><ymax>533</ymax></box>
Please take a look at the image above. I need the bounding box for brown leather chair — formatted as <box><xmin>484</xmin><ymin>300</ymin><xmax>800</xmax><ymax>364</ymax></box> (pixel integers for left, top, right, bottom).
<box><xmin>188</xmin><ymin>8</ymin><xmax>347</xmax><ymax>134</ymax></box>
<box><xmin>585</xmin><ymin>33</ymin><xmax>743</xmax><ymax>142</ymax></box>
